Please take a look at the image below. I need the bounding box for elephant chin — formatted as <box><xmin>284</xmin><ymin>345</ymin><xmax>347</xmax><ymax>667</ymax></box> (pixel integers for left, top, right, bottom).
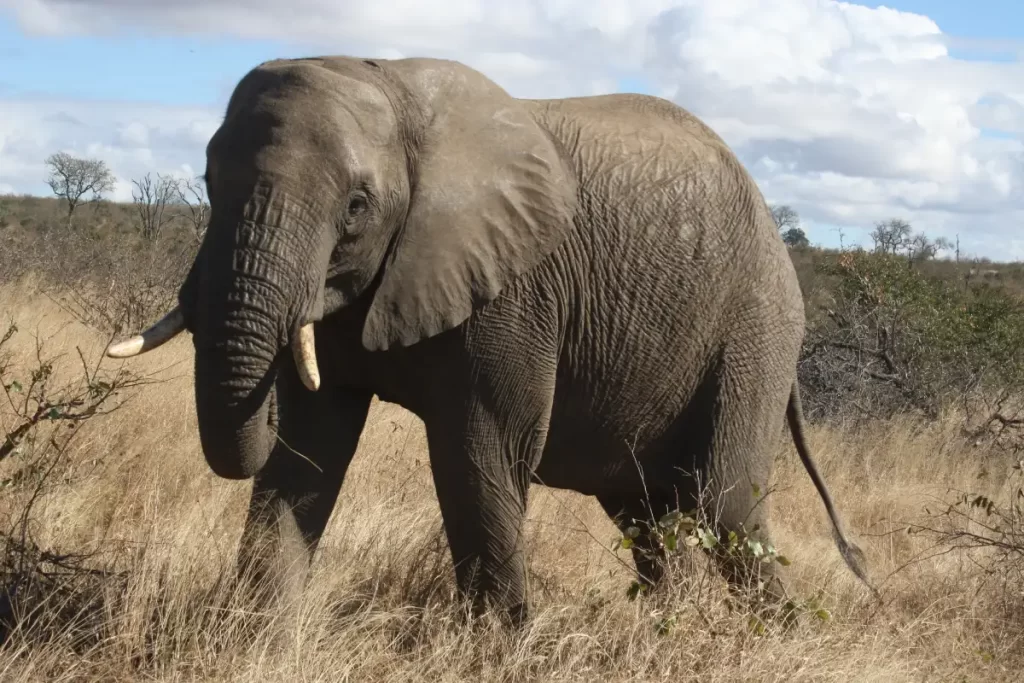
<box><xmin>194</xmin><ymin>353</ymin><xmax>277</xmax><ymax>480</ymax></box>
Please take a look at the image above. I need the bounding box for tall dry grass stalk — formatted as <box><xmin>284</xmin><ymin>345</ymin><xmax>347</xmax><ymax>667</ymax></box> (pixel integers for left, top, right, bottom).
<box><xmin>0</xmin><ymin>277</ymin><xmax>1022</xmax><ymax>682</ymax></box>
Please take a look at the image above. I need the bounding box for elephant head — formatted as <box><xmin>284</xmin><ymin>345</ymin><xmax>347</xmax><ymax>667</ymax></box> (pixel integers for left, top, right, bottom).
<box><xmin>106</xmin><ymin>57</ymin><xmax>577</xmax><ymax>480</ymax></box>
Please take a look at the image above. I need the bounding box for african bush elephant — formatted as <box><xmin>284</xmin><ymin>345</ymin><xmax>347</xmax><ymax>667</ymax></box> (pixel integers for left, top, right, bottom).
<box><xmin>107</xmin><ymin>55</ymin><xmax>872</xmax><ymax>623</ymax></box>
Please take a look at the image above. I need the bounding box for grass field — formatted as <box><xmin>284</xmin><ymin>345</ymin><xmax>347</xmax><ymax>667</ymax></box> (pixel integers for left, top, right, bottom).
<box><xmin>1</xmin><ymin>275</ymin><xmax>1023</xmax><ymax>682</ymax></box>
<box><xmin>2</xmin><ymin>191</ymin><xmax>1024</xmax><ymax>680</ymax></box>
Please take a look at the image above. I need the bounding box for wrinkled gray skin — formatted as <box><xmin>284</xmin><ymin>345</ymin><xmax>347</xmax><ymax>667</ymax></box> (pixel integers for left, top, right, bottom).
<box><xmin>164</xmin><ymin>55</ymin><xmax>870</xmax><ymax>622</ymax></box>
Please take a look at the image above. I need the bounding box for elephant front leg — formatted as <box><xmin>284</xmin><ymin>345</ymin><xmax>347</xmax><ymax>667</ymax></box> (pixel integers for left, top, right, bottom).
<box><xmin>235</xmin><ymin>367</ymin><xmax>372</xmax><ymax>625</ymax></box>
<box><xmin>427</xmin><ymin>408</ymin><xmax>549</xmax><ymax>626</ymax></box>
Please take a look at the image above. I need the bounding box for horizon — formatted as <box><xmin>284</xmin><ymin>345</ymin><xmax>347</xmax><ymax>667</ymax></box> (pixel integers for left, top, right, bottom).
<box><xmin>1</xmin><ymin>0</ymin><xmax>1021</xmax><ymax>260</ymax></box>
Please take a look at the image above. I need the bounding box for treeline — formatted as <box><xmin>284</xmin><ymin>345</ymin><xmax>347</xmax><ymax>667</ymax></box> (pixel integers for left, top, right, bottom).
<box><xmin>2</xmin><ymin>163</ymin><xmax>1024</xmax><ymax>453</ymax></box>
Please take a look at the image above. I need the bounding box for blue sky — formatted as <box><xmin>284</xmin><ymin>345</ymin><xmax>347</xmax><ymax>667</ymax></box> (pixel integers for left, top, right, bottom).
<box><xmin>0</xmin><ymin>0</ymin><xmax>1021</xmax><ymax>259</ymax></box>
<box><xmin>871</xmin><ymin>1</ymin><xmax>1023</xmax><ymax>45</ymax></box>
<box><xmin>0</xmin><ymin>22</ymin><xmax>298</xmax><ymax>106</ymax></box>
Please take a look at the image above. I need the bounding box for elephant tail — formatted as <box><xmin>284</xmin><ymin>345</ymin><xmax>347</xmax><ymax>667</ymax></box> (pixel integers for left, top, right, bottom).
<box><xmin>786</xmin><ymin>381</ymin><xmax>878</xmax><ymax>597</ymax></box>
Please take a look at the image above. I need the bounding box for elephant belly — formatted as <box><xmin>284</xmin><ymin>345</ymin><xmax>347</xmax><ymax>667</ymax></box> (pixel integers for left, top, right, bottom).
<box><xmin>534</xmin><ymin>357</ymin><xmax>716</xmax><ymax>497</ymax></box>
<box><xmin>533</xmin><ymin>427</ymin><xmax>680</xmax><ymax>496</ymax></box>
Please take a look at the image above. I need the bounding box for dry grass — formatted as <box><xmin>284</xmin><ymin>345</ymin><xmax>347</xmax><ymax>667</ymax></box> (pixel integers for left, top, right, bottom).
<box><xmin>1</xmin><ymin>276</ymin><xmax>1023</xmax><ymax>682</ymax></box>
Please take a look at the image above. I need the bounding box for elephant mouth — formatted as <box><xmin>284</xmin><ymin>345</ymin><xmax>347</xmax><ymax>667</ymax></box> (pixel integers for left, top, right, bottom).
<box><xmin>106</xmin><ymin>305</ymin><xmax>322</xmax><ymax>480</ymax></box>
<box><xmin>106</xmin><ymin>307</ymin><xmax>322</xmax><ymax>392</ymax></box>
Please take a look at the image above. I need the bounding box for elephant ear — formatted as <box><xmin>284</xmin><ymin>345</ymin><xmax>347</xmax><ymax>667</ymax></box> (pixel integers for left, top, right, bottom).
<box><xmin>361</xmin><ymin>60</ymin><xmax>577</xmax><ymax>351</ymax></box>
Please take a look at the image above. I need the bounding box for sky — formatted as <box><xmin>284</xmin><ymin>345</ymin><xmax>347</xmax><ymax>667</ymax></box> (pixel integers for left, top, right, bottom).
<box><xmin>0</xmin><ymin>1</ymin><xmax>1022</xmax><ymax>260</ymax></box>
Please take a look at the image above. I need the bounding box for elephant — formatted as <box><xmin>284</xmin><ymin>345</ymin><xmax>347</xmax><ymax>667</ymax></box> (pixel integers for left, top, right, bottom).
<box><xmin>106</xmin><ymin>55</ymin><xmax>873</xmax><ymax>624</ymax></box>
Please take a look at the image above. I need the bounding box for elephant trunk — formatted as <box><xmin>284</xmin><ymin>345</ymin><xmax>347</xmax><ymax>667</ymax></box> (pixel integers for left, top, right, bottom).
<box><xmin>191</xmin><ymin>280</ymin><xmax>281</xmax><ymax>480</ymax></box>
<box><xmin>184</xmin><ymin>207</ymin><xmax>326</xmax><ymax>480</ymax></box>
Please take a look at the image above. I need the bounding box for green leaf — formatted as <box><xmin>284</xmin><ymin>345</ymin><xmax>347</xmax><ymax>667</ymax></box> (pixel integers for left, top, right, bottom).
<box><xmin>7</xmin><ymin>380</ymin><xmax>21</xmax><ymax>393</ymax></box>
<box><xmin>700</xmin><ymin>530</ymin><xmax>719</xmax><ymax>549</ymax></box>
<box><xmin>655</xmin><ymin>615</ymin><xmax>677</xmax><ymax>635</ymax></box>
<box><xmin>626</xmin><ymin>581</ymin><xmax>645</xmax><ymax>601</ymax></box>
<box><xmin>814</xmin><ymin>608</ymin><xmax>832</xmax><ymax>622</ymax></box>
<box><xmin>659</xmin><ymin>510</ymin><xmax>682</xmax><ymax>528</ymax></box>
<box><xmin>625</xmin><ymin>525</ymin><xmax>641</xmax><ymax>539</ymax></box>
<box><xmin>752</xmin><ymin>483</ymin><xmax>761</xmax><ymax>498</ymax></box>
<box><xmin>776</xmin><ymin>554</ymin><xmax>792</xmax><ymax>566</ymax></box>
<box><xmin>47</xmin><ymin>407</ymin><xmax>62</xmax><ymax>419</ymax></box>
<box><xmin>664</xmin><ymin>532</ymin><xmax>677</xmax><ymax>552</ymax></box>
<box><xmin>620</xmin><ymin>537</ymin><xmax>634</xmax><ymax>550</ymax></box>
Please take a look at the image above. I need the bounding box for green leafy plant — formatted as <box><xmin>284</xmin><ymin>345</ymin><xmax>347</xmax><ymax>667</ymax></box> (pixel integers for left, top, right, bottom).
<box><xmin>611</xmin><ymin>484</ymin><xmax>833</xmax><ymax>634</ymax></box>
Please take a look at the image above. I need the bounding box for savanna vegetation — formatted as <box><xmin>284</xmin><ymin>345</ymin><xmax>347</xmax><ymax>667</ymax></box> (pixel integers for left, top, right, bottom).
<box><xmin>1</xmin><ymin>161</ymin><xmax>1023</xmax><ymax>681</ymax></box>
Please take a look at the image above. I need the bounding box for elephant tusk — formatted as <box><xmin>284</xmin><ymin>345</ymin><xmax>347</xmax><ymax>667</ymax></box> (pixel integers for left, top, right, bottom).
<box><xmin>292</xmin><ymin>323</ymin><xmax>321</xmax><ymax>391</ymax></box>
<box><xmin>105</xmin><ymin>306</ymin><xmax>186</xmax><ymax>358</ymax></box>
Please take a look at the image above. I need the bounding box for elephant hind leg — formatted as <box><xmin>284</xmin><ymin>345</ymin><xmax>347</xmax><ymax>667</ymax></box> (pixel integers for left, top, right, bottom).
<box><xmin>597</xmin><ymin>488</ymin><xmax>698</xmax><ymax>591</ymax></box>
<box><xmin>696</xmin><ymin>358</ymin><xmax>798</xmax><ymax>609</ymax></box>
<box><xmin>597</xmin><ymin>485</ymin><xmax>791</xmax><ymax>606</ymax></box>
<box><xmin>703</xmin><ymin>498</ymin><xmax>790</xmax><ymax>604</ymax></box>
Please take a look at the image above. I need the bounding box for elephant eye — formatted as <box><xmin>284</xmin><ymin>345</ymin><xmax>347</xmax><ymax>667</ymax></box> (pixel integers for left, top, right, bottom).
<box><xmin>347</xmin><ymin>194</ymin><xmax>368</xmax><ymax>217</ymax></box>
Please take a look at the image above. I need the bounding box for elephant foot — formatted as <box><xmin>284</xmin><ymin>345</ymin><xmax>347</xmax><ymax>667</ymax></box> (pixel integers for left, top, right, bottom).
<box><xmin>712</xmin><ymin>556</ymin><xmax>806</xmax><ymax>632</ymax></box>
<box><xmin>457</xmin><ymin>597</ymin><xmax>530</xmax><ymax>632</ymax></box>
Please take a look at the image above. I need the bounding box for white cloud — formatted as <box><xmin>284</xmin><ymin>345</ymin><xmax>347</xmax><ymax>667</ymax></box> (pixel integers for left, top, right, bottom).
<box><xmin>0</xmin><ymin>97</ymin><xmax>221</xmax><ymax>199</ymax></box>
<box><xmin>1</xmin><ymin>0</ymin><xmax>1022</xmax><ymax>259</ymax></box>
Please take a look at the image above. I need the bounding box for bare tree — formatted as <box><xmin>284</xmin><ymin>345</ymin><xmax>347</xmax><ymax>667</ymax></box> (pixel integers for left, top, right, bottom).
<box><xmin>907</xmin><ymin>233</ymin><xmax>953</xmax><ymax>266</ymax></box>
<box><xmin>43</xmin><ymin>152</ymin><xmax>116</xmax><ymax>229</ymax></box>
<box><xmin>132</xmin><ymin>173</ymin><xmax>181</xmax><ymax>241</ymax></box>
<box><xmin>872</xmin><ymin>218</ymin><xmax>952</xmax><ymax>266</ymax></box>
<box><xmin>870</xmin><ymin>218</ymin><xmax>913</xmax><ymax>255</ymax></box>
<box><xmin>174</xmin><ymin>176</ymin><xmax>210</xmax><ymax>244</ymax></box>
<box><xmin>769</xmin><ymin>204</ymin><xmax>800</xmax><ymax>232</ymax></box>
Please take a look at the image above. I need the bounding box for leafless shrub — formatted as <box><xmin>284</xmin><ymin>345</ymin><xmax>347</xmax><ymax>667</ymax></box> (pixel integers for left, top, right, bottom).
<box><xmin>0</xmin><ymin>320</ymin><xmax>163</xmax><ymax>647</ymax></box>
<box><xmin>131</xmin><ymin>173</ymin><xmax>181</xmax><ymax>242</ymax></box>
<box><xmin>2</xmin><ymin>223</ymin><xmax>195</xmax><ymax>340</ymax></box>
<box><xmin>51</xmin><ymin>242</ymin><xmax>194</xmax><ymax>339</ymax></box>
<box><xmin>174</xmin><ymin>176</ymin><xmax>209</xmax><ymax>244</ymax></box>
<box><xmin>900</xmin><ymin>460</ymin><xmax>1024</xmax><ymax>625</ymax></box>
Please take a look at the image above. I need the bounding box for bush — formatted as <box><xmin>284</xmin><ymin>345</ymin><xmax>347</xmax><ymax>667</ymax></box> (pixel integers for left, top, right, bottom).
<box><xmin>1</xmin><ymin>217</ymin><xmax>196</xmax><ymax>339</ymax></box>
<box><xmin>798</xmin><ymin>250</ymin><xmax>1024</xmax><ymax>450</ymax></box>
<box><xmin>0</xmin><ymin>320</ymin><xmax>161</xmax><ymax>647</ymax></box>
